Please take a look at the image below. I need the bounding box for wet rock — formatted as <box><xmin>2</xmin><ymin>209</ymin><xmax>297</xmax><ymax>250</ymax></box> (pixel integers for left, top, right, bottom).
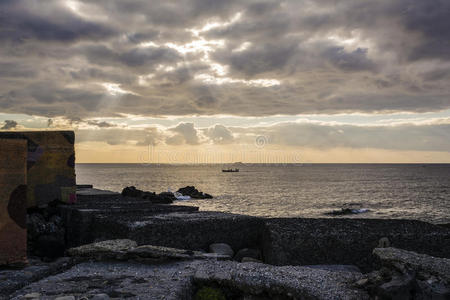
<box><xmin>177</xmin><ymin>186</ymin><xmax>213</xmax><ymax>199</ymax></box>
<box><xmin>91</xmin><ymin>294</ymin><xmax>110</xmax><ymax>300</ymax></box>
<box><xmin>209</xmin><ymin>243</ymin><xmax>234</xmax><ymax>257</ymax></box>
<box><xmin>324</xmin><ymin>208</ymin><xmax>369</xmax><ymax>216</ymax></box>
<box><xmin>121</xmin><ymin>186</ymin><xmax>142</xmax><ymax>198</ymax></box>
<box><xmin>67</xmin><ymin>239</ymin><xmax>137</xmax><ymax>259</ymax></box>
<box><xmin>121</xmin><ymin>186</ymin><xmax>174</xmax><ymax>204</ymax></box>
<box><xmin>234</xmin><ymin>248</ymin><xmax>261</xmax><ymax>262</ymax></box>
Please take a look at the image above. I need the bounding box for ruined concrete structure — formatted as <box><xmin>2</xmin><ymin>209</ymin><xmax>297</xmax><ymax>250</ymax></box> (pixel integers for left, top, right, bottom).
<box><xmin>0</xmin><ymin>131</ymin><xmax>76</xmax><ymax>207</ymax></box>
<box><xmin>0</xmin><ymin>139</ymin><xmax>28</xmax><ymax>266</ymax></box>
<box><xmin>0</xmin><ymin>131</ymin><xmax>76</xmax><ymax>266</ymax></box>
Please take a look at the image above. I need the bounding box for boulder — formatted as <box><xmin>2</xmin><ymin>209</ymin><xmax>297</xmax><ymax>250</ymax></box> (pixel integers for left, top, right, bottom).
<box><xmin>209</xmin><ymin>243</ymin><xmax>234</xmax><ymax>257</ymax></box>
<box><xmin>121</xmin><ymin>186</ymin><xmax>174</xmax><ymax>204</ymax></box>
<box><xmin>67</xmin><ymin>240</ymin><xmax>230</xmax><ymax>262</ymax></box>
<box><xmin>177</xmin><ymin>186</ymin><xmax>213</xmax><ymax>199</ymax></box>
<box><xmin>373</xmin><ymin>247</ymin><xmax>450</xmax><ymax>283</ymax></box>
<box><xmin>234</xmin><ymin>248</ymin><xmax>261</xmax><ymax>262</ymax></box>
<box><xmin>128</xmin><ymin>244</ymin><xmax>230</xmax><ymax>261</ymax></box>
<box><xmin>67</xmin><ymin>239</ymin><xmax>137</xmax><ymax>259</ymax></box>
<box><xmin>358</xmin><ymin>248</ymin><xmax>450</xmax><ymax>299</ymax></box>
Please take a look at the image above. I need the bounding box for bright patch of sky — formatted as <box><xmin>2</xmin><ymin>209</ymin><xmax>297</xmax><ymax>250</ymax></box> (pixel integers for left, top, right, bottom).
<box><xmin>4</xmin><ymin>110</ymin><xmax>450</xmax><ymax>130</ymax></box>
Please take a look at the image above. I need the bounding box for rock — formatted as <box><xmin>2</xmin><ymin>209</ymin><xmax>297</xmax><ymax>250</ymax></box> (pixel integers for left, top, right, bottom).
<box><xmin>367</xmin><ymin>247</ymin><xmax>450</xmax><ymax>299</ymax></box>
<box><xmin>127</xmin><ymin>244</ymin><xmax>230</xmax><ymax>261</ymax></box>
<box><xmin>194</xmin><ymin>260</ymin><xmax>369</xmax><ymax>299</ymax></box>
<box><xmin>373</xmin><ymin>247</ymin><xmax>450</xmax><ymax>283</ymax></box>
<box><xmin>121</xmin><ymin>186</ymin><xmax>174</xmax><ymax>204</ymax></box>
<box><xmin>234</xmin><ymin>248</ymin><xmax>261</xmax><ymax>262</ymax></box>
<box><xmin>23</xmin><ymin>293</ymin><xmax>41</xmax><ymax>299</ymax></box>
<box><xmin>27</xmin><ymin>209</ymin><xmax>66</xmax><ymax>258</ymax></box>
<box><xmin>177</xmin><ymin>186</ymin><xmax>213</xmax><ymax>199</ymax></box>
<box><xmin>263</xmin><ymin>218</ymin><xmax>450</xmax><ymax>272</ymax></box>
<box><xmin>54</xmin><ymin>296</ymin><xmax>75</xmax><ymax>300</ymax></box>
<box><xmin>67</xmin><ymin>239</ymin><xmax>137</xmax><ymax>259</ymax></box>
<box><xmin>324</xmin><ymin>208</ymin><xmax>369</xmax><ymax>215</ymax></box>
<box><xmin>91</xmin><ymin>294</ymin><xmax>110</xmax><ymax>300</ymax></box>
<box><xmin>121</xmin><ymin>186</ymin><xmax>142</xmax><ymax>198</ymax></box>
<box><xmin>69</xmin><ymin>240</ymin><xmax>231</xmax><ymax>262</ymax></box>
<box><xmin>241</xmin><ymin>257</ymin><xmax>262</xmax><ymax>263</ymax></box>
<box><xmin>304</xmin><ymin>264</ymin><xmax>362</xmax><ymax>273</ymax></box>
<box><xmin>376</xmin><ymin>273</ymin><xmax>415</xmax><ymax>300</ymax></box>
<box><xmin>377</xmin><ymin>237</ymin><xmax>390</xmax><ymax>248</ymax></box>
<box><xmin>35</xmin><ymin>235</ymin><xmax>65</xmax><ymax>259</ymax></box>
<box><xmin>209</xmin><ymin>243</ymin><xmax>234</xmax><ymax>257</ymax></box>
<box><xmin>154</xmin><ymin>191</ymin><xmax>176</xmax><ymax>204</ymax></box>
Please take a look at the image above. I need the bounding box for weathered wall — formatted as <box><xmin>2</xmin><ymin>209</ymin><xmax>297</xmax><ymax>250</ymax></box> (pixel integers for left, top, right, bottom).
<box><xmin>263</xmin><ymin>218</ymin><xmax>450</xmax><ymax>272</ymax></box>
<box><xmin>0</xmin><ymin>139</ymin><xmax>28</xmax><ymax>266</ymax></box>
<box><xmin>0</xmin><ymin>131</ymin><xmax>76</xmax><ymax>207</ymax></box>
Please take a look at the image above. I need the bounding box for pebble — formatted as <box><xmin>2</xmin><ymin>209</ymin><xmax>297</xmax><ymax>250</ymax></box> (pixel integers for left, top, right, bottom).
<box><xmin>54</xmin><ymin>296</ymin><xmax>76</xmax><ymax>300</ymax></box>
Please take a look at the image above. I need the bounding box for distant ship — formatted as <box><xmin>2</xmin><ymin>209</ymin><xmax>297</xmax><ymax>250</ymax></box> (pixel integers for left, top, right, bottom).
<box><xmin>222</xmin><ymin>168</ymin><xmax>239</xmax><ymax>173</ymax></box>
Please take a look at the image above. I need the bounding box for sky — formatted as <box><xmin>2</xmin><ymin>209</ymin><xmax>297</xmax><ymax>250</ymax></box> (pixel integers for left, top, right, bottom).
<box><xmin>1</xmin><ymin>0</ymin><xmax>450</xmax><ymax>163</ymax></box>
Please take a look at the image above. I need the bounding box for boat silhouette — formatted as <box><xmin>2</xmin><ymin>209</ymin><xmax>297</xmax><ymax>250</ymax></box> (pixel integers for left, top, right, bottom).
<box><xmin>222</xmin><ymin>168</ymin><xmax>239</xmax><ymax>172</ymax></box>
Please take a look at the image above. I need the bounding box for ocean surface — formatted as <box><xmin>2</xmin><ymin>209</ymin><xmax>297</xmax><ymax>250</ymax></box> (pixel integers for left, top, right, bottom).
<box><xmin>76</xmin><ymin>164</ymin><xmax>450</xmax><ymax>224</ymax></box>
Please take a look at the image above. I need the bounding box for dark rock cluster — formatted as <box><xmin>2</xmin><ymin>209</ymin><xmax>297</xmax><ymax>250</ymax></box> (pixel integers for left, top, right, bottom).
<box><xmin>177</xmin><ymin>186</ymin><xmax>213</xmax><ymax>199</ymax></box>
<box><xmin>357</xmin><ymin>247</ymin><xmax>450</xmax><ymax>299</ymax></box>
<box><xmin>27</xmin><ymin>203</ymin><xmax>66</xmax><ymax>260</ymax></box>
<box><xmin>121</xmin><ymin>186</ymin><xmax>175</xmax><ymax>204</ymax></box>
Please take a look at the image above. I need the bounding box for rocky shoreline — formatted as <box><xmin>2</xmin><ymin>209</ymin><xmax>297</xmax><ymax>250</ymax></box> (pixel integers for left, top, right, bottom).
<box><xmin>1</xmin><ymin>185</ymin><xmax>449</xmax><ymax>299</ymax></box>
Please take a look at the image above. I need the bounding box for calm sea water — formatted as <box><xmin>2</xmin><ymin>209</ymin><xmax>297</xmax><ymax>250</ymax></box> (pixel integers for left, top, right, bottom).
<box><xmin>75</xmin><ymin>164</ymin><xmax>450</xmax><ymax>224</ymax></box>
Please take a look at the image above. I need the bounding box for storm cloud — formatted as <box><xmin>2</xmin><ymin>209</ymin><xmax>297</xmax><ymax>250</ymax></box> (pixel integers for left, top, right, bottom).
<box><xmin>0</xmin><ymin>0</ymin><xmax>449</xmax><ymax>119</ymax></box>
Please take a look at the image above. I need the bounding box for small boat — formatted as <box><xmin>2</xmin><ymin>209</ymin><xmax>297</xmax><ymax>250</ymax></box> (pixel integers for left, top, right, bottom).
<box><xmin>222</xmin><ymin>168</ymin><xmax>239</xmax><ymax>173</ymax></box>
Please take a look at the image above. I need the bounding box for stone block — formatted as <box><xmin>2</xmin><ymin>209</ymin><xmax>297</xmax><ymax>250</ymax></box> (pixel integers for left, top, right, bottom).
<box><xmin>0</xmin><ymin>139</ymin><xmax>28</xmax><ymax>266</ymax></box>
<box><xmin>0</xmin><ymin>131</ymin><xmax>76</xmax><ymax>207</ymax></box>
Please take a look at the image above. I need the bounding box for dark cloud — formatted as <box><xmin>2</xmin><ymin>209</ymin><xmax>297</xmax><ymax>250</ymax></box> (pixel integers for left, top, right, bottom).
<box><xmin>1</xmin><ymin>120</ymin><xmax>18</xmax><ymax>130</ymax></box>
<box><xmin>0</xmin><ymin>0</ymin><xmax>449</xmax><ymax>119</ymax></box>
<box><xmin>322</xmin><ymin>47</ymin><xmax>376</xmax><ymax>72</ymax></box>
<box><xmin>212</xmin><ymin>42</ymin><xmax>299</xmax><ymax>77</ymax></box>
<box><xmin>0</xmin><ymin>0</ymin><xmax>115</xmax><ymax>43</ymax></box>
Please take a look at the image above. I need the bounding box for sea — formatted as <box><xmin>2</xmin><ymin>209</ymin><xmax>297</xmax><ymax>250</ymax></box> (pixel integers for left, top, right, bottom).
<box><xmin>76</xmin><ymin>163</ymin><xmax>450</xmax><ymax>224</ymax></box>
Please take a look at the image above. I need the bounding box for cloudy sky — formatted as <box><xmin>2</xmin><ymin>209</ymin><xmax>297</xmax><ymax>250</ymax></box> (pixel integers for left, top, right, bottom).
<box><xmin>1</xmin><ymin>0</ymin><xmax>450</xmax><ymax>163</ymax></box>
